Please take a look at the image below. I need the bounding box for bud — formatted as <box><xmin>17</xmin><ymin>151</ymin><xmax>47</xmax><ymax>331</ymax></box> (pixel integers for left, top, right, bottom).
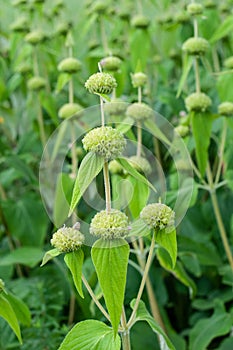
<box><xmin>185</xmin><ymin>92</ymin><xmax>212</xmax><ymax>112</ymax></box>
<box><xmin>131</xmin><ymin>15</ymin><xmax>150</xmax><ymax>29</ymax></box>
<box><xmin>100</xmin><ymin>56</ymin><xmax>122</xmax><ymax>72</ymax></box>
<box><xmin>50</xmin><ymin>225</ymin><xmax>84</xmax><ymax>252</ymax></box>
<box><xmin>104</xmin><ymin>99</ymin><xmax>127</xmax><ymax>116</ymax></box>
<box><xmin>218</xmin><ymin>102</ymin><xmax>233</xmax><ymax>116</ymax></box>
<box><xmin>85</xmin><ymin>72</ymin><xmax>117</xmax><ymax>95</ymax></box>
<box><xmin>182</xmin><ymin>37</ymin><xmax>209</xmax><ymax>56</ymax></box>
<box><xmin>82</xmin><ymin>126</ymin><xmax>126</xmax><ymax>160</ymax></box>
<box><xmin>126</xmin><ymin>102</ymin><xmax>154</xmax><ymax>121</ymax></box>
<box><xmin>58</xmin><ymin>57</ymin><xmax>81</xmax><ymax>74</ymax></box>
<box><xmin>224</xmin><ymin>56</ymin><xmax>233</xmax><ymax>69</ymax></box>
<box><xmin>187</xmin><ymin>2</ymin><xmax>203</xmax><ymax>15</ymax></box>
<box><xmin>109</xmin><ymin>159</ymin><xmax>124</xmax><ymax>174</ymax></box>
<box><xmin>131</xmin><ymin>72</ymin><xmax>147</xmax><ymax>88</ymax></box>
<box><xmin>140</xmin><ymin>203</ymin><xmax>175</xmax><ymax>231</ymax></box>
<box><xmin>27</xmin><ymin>76</ymin><xmax>46</xmax><ymax>91</ymax></box>
<box><xmin>25</xmin><ymin>30</ymin><xmax>45</xmax><ymax>45</ymax></box>
<box><xmin>174</xmin><ymin>125</ymin><xmax>189</xmax><ymax>137</ymax></box>
<box><xmin>128</xmin><ymin>156</ymin><xmax>152</xmax><ymax>175</ymax></box>
<box><xmin>58</xmin><ymin>103</ymin><xmax>83</xmax><ymax>119</ymax></box>
<box><xmin>90</xmin><ymin>209</ymin><xmax>130</xmax><ymax>239</ymax></box>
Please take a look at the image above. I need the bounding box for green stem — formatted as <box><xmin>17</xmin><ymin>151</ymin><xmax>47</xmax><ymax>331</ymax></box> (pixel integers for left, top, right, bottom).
<box><xmin>193</xmin><ymin>18</ymin><xmax>198</xmax><ymax>38</ymax></box>
<box><xmin>100</xmin><ymin>96</ymin><xmax>105</xmax><ymax>126</ymax></box>
<box><xmin>138</xmin><ymin>86</ymin><xmax>142</xmax><ymax>104</ymax></box>
<box><xmin>194</xmin><ymin>57</ymin><xmax>201</xmax><ymax>93</ymax></box>
<box><xmin>214</xmin><ymin>118</ymin><xmax>227</xmax><ymax>185</ymax></box>
<box><xmin>69</xmin><ymin>77</ymin><xmax>74</xmax><ymax>104</ymax></box>
<box><xmin>212</xmin><ymin>46</ymin><xmax>220</xmax><ymax>73</ymax></box>
<box><xmin>68</xmin><ymin>292</ymin><xmax>76</xmax><ymax>325</ymax></box>
<box><xmin>103</xmin><ymin>162</ymin><xmax>111</xmax><ymax>213</ymax></box>
<box><xmin>121</xmin><ymin>307</ymin><xmax>131</xmax><ymax>350</ymax></box>
<box><xmin>136</xmin><ymin>121</ymin><xmax>142</xmax><ymax>157</ymax></box>
<box><xmin>37</xmin><ymin>98</ymin><xmax>49</xmax><ymax>164</ymax></box>
<box><xmin>70</xmin><ymin>121</ymin><xmax>78</xmax><ymax>178</ymax></box>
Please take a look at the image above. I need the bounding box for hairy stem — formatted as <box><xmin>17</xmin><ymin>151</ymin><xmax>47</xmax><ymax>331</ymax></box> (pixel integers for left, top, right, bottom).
<box><xmin>103</xmin><ymin>162</ymin><xmax>111</xmax><ymax>213</ymax></box>
<box><xmin>194</xmin><ymin>57</ymin><xmax>201</xmax><ymax>93</ymax></box>
<box><xmin>214</xmin><ymin>118</ymin><xmax>227</xmax><ymax>185</ymax></box>
<box><xmin>100</xmin><ymin>96</ymin><xmax>105</xmax><ymax>126</ymax></box>
<box><xmin>136</xmin><ymin>121</ymin><xmax>142</xmax><ymax>157</ymax></box>
<box><xmin>138</xmin><ymin>86</ymin><xmax>142</xmax><ymax>104</ymax></box>
<box><xmin>68</xmin><ymin>292</ymin><xmax>76</xmax><ymax>325</ymax></box>
<box><xmin>121</xmin><ymin>307</ymin><xmax>131</xmax><ymax>350</ymax></box>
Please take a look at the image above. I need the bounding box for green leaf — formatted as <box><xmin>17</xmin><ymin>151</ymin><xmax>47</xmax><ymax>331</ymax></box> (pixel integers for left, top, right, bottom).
<box><xmin>69</xmin><ymin>152</ymin><xmax>105</xmax><ymax>216</ymax></box>
<box><xmin>116</xmin><ymin>116</ymin><xmax>134</xmax><ymax>133</ymax></box>
<box><xmin>144</xmin><ymin>119</ymin><xmax>171</xmax><ymax>146</ymax></box>
<box><xmin>210</xmin><ymin>15</ymin><xmax>233</xmax><ymax>43</ymax></box>
<box><xmin>176</xmin><ymin>55</ymin><xmax>193</xmax><ymax>98</ymax></box>
<box><xmin>91</xmin><ymin>238</ymin><xmax>129</xmax><ymax>335</ymax></box>
<box><xmin>56</xmin><ymin>73</ymin><xmax>71</xmax><ymax>93</ymax></box>
<box><xmin>0</xmin><ymin>247</ymin><xmax>44</xmax><ymax>268</ymax></box>
<box><xmin>40</xmin><ymin>248</ymin><xmax>61</xmax><ymax>267</ymax></box>
<box><xmin>3</xmin><ymin>293</ymin><xmax>31</xmax><ymax>326</ymax></box>
<box><xmin>217</xmin><ymin>72</ymin><xmax>233</xmax><ymax>102</ymax></box>
<box><xmin>39</xmin><ymin>92</ymin><xmax>59</xmax><ymax>125</ymax></box>
<box><xmin>155</xmin><ymin>228</ymin><xmax>177</xmax><ymax>268</ymax></box>
<box><xmin>191</xmin><ymin>112</ymin><xmax>213</xmax><ymax>176</ymax></box>
<box><xmin>130</xmin><ymin>299</ymin><xmax>175</xmax><ymax>350</ymax></box>
<box><xmin>95</xmin><ymin>93</ymin><xmax>111</xmax><ymax>102</ymax></box>
<box><xmin>128</xmin><ymin>177</ymin><xmax>149</xmax><ymax>218</ymax></box>
<box><xmin>58</xmin><ymin>320</ymin><xmax>121</xmax><ymax>350</ymax></box>
<box><xmin>130</xmin><ymin>30</ymin><xmax>150</xmax><ymax>70</ymax></box>
<box><xmin>128</xmin><ymin>218</ymin><xmax>150</xmax><ymax>238</ymax></box>
<box><xmin>64</xmin><ymin>249</ymin><xmax>84</xmax><ymax>298</ymax></box>
<box><xmin>116</xmin><ymin>157</ymin><xmax>156</xmax><ymax>192</ymax></box>
<box><xmin>0</xmin><ymin>294</ymin><xmax>22</xmax><ymax>344</ymax></box>
<box><xmin>189</xmin><ymin>301</ymin><xmax>232</xmax><ymax>350</ymax></box>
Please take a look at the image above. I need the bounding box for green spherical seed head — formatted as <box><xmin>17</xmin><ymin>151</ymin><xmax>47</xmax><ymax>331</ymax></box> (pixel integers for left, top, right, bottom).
<box><xmin>90</xmin><ymin>209</ymin><xmax>129</xmax><ymax>239</ymax></box>
<box><xmin>140</xmin><ymin>203</ymin><xmax>175</xmax><ymax>231</ymax></box>
<box><xmin>128</xmin><ymin>156</ymin><xmax>152</xmax><ymax>175</ymax></box>
<box><xmin>182</xmin><ymin>37</ymin><xmax>209</xmax><ymax>56</ymax></box>
<box><xmin>185</xmin><ymin>92</ymin><xmax>212</xmax><ymax>112</ymax></box>
<box><xmin>109</xmin><ymin>159</ymin><xmax>124</xmax><ymax>174</ymax></box>
<box><xmin>220</xmin><ymin>3</ymin><xmax>230</xmax><ymax>13</ymax></box>
<box><xmin>175</xmin><ymin>11</ymin><xmax>190</xmax><ymax>24</ymax></box>
<box><xmin>16</xmin><ymin>63</ymin><xmax>32</xmax><ymax>74</ymax></box>
<box><xmin>131</xmin><ymin>15</ymin><xmax>150</xmax><ymax>29</ymax></box>
<box><xmin>10</xmin><ymin>17</ymin><xmax>29</xmax><ymax>33</ymax></box>
<box><xmin>100</xmin><ymin>56</ymin><xmax>122</xmax><ymax>72</ymax></box>
<box><xmin>204</xmin><ymin>0</ymin><xmax>216</xmax><ymax>9</ymax></box>
<box><xmin>25</xmin><ymin>30</ymin><xmax>45</xmax><ymax>45</ymax></box>
<box><xmin>218</xmin><ymin>102</ymin><xmax>233</xmax><ymax>116</ymax></box>
<box><xmin>126</xmin><ymin>102</ymin><xmax>154</xmax><ymax>121</ymax></box>
<box><xmin>58</xmin><ymin>57</ymin><xmax>81</xmax><ymax>73</ymax></box>
<box><xmin>55</xmin><ymin>22</ymin><xmax>70</xmax><ymax>35</ymax></box>
<box><xmin>82</xmin><ymin>126</ymin><xmax>126</xmax><ymax>160</ymax></box>
<box><xmin>27</xmin><ymin>76</ymin><xmax>46</xmax><ymax>91</ymax></box>
<box><xmin>58</xmin><ymin>103</ymin><xmax>83</xmax><ymax>119</ymax></box>
<box><xmin>85</xmin><ymin>72</ymin><xmax>117</xmax><ymax>95</ymax></box>
<box><xmin>187</xmin><ymin>2</ymin><xmax>203</xmax><ymax>15</ymax></box>
<box><xmin>51</xmin><ymin>226</ymin><xmax>84</xmax><ymax>253</ymax></box>
<box><xmin>224</xmin><ymin>56</ymin><xmax>233</xmax><ymax>69</ymax></box>
<box><xmin>104</xmin><ymin>99</ymin><xmax>127</xmax><ymax>116</ymax></box>
<box><xmin>131</xmin><ymin>72</ymin><xmax>147</xmax><ymax>88</ymax></box>
<box><xmin>174</xmin><ymin>125</ymin><xmax>189</xmax><ymax>137</ymax></box>
<box><xmin>91</xmin><ymin>0</ymin><xmax>108</xmax><ymax>14</ymax></box>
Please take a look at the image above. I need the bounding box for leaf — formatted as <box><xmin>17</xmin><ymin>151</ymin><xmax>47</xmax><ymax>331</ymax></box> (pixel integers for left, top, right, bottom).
<box><xmin>176</xmin><ymin>55</ymin><xmax>193</xmax><ymax>98</ymax></box>
<box><xmin>95</xmin><ymin>93</ymin><xmax>111</xmax><ymax>102</ymax></box>
<box><xmin>56</xmin><ymin>73</ymin><xmax>71</xmax><ymax>93</ymax></box>
<box><xmin>155</xmin><ymin>228</ymin><xmax>177</xmax><ymax>268</ymax></box>
<box><xmin>40</xmin><ymin>248</ymin><xmax>61</xmax><ymax>267</ymax></box>
<box><xmin>91</xmin><ymin>238</ymin><xmax>129</xmax><ymax>335</ymax></box>
<box><xmin>69</xmin><ymin>152</ymin><xmax>104</xmax><ymax>216</ymax></box>
<box><xmin>58</xmin><ymin>320</ymin><xmax>121</xmax><ymax>350</ymax></box>
<box><xmin>210</xmin><ymin>15</ymin><xmax>233</xmax><ymax>43</ymax></box>
<box><xmin>144</xmin><ymin>119</ymin><xmax>171</xmax><ymax>146</ymax></box>
<box><xmin>130</xmin><ymin>299</ymin><xmax>175</xmax><ymax>350</ymax></box>
<box><xmin>130</xmin><ymin>30</ymin><xmax>150</xmax><ymax>70</ymax></box>
<box><xmin>64</xmin><ymin>249</ymin><xmax>84</xmax><ymax>298</ymax></box>
<box><xmin>116</xmin><ymin>157</ymin><xmax>156</xmax><ymax>192</ymax></box>
<box><xmin>39</xmin><ymin>92</ymin><xmax>59</xmax><ymax>125</ymax></box>
<box><xmin>3</xmin><ymin>293</ymin><xmax>31</xmax><ymax>326</ymax></box>
<box><xmin>116</xmin><ymin>116</ymin><xmax>134</xmax><ymax>133</ymax></box>
<box><xmin>217</xmin><ymin>72</ymin><xmax>233</xmax><ymax>102</ymax></box>
<box><xmin>191</xmin><ymin>112</ymin><xmax>213</xmax><ymax>176</ymax></box>
<box><xmin>0</xmin><ymin>247</ymin><xmax>44</xmax><ymax>268</ymax></box>
<box><xmin>128</xmin><ymin>177</ymin><xmax>149</xmax><ymax>218</ymax></box>
<box><xmin>189</xmin><ymin>301</ymin><xmax>232</xmax><ymax>350</ymax></box>
<box><xmin>128</xmin><ymin>218</ymin><xmax>150</xmax><ymax>238</ymax></box>
<box><xmin>0</xmin><ymin>294</ymin><xmax>22</xmax><ymax>344</ymax></box>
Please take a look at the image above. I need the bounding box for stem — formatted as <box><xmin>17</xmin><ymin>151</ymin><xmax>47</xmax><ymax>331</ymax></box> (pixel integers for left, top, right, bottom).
<box><xmin>100</xmin><ymin>96</ymin><xmax>105</xmax><ymax>126</ymax></box>
<box><xmin>121</xmin><ymin>307</ymin><xmax>131</xmax><ymax>350</ymax></box>
<box><xmin>69</xmin><ymin>77</ymin><xmax>74</xmax><ymax>104</ymax></box>
<box><xmin>214</xmin><ymin>118</ymin><xmax>227</xmax><ymax>185</ymax></box>
<box><xmin>37</xmin><ymin>98</ymin><xmax>49</xmax><ymax>164</ymax></box>
<box><xmin>206</xmin><ymin>163</ymin><xmax>233</xmax><ymax>271</ymax></box>
<box><xmin>68</xmin><ymin>292</ymin><xmax>76</xmax><ymax>325</ymax></box>
<box><xmin>193</xmin><ymin>18</ymin><xmax>198</xmax><ymax>38</ymax></box>
<box><xmin>127</xmin><ymin>235</ymin><xmax>155</xmax><ymax>328</ymax></box>
<box><xmin>103</xmin><ymin>162</ymin><xmax>111</xmax><ymax>213</ymax></box>
<box><xmin>33</xmin><ymin>48</ymin><xmax>39</xmax><ymax>76</ymax></box>
<box><xmin>138</xmin><ymin>86</ymin><xmax>142</xmax><ymax>104</ymax></box>
<box><xmin>82</xmin><ymin>274</ymin><xmax>111</xmax><ymax>322</ymax></box>
<box><xmin>194</xmin><ymin>57</ymin><xmax>201</xmax><ymax>93</ymax></box>
<box><xmin>212</xmin><ymin>47</ymin><xmax>220</xmax><ymax>73</ymax></box>
<box><xmin>136</xmin><ymin>121</ymin><xmax>142</xmax><ymax>157</ymax></box>
<box><xmin>70</xmin><ymin>122</ymin><xmax>78</xmax><ymax>178</ymax></box>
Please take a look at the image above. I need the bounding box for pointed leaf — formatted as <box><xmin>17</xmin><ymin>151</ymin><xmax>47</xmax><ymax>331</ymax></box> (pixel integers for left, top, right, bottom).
<box><xmin>58</xmin><ymin>320</ymin><xmax>121</xmax><ymax>350</ymax></box>
<box><xmin>155</xmin><ymin>228</ymin><xmax>177</xmax><ymax>268</ymax></box>
<box><xmin>176</xmin><ymin>55</ymin><xmax>193</xmax><ymax>98</ymax></box>
<box><xmin>64</xmin><ymin>249</ymin><xmax>84</xmax><ymax>298</ymax></box>
<box><xmin>128</xmin><ymin>177</ymin><xmax>149</xmax><ymax>218</ymax></box>
<box><xmin>91</xmin><ymin>238</ymin><xmax>129</xmax><ymax>335</ymax></box>
<box><xmin>3</xmin><ymin>293</ymin><xmax>31</xmax><ymax>326</ymax></box>
<box><xmin>144</xmin><ymin>119</ymin><xmax>171</xmax><ymax>146</ymax></box>
<box><xmin>0</xmin><ymin>247</ymin><xmax>44</xmax><ymax>268</ymax></box>
<box><xmin>130</xmin><ymin>299</ymin><xmax>175</xmax><ymax>350</ymax></box>
<box><xmin>56</xmin><ymin>73</ymin><xmax>71</xmax><ymax>93</ymax></box>
<box><xmin>116</xmin><ymin>116</ymin><xmax>134</xmax><ymax>134</ymax></box>
<box><xmin>210</xmin><ymin>15</ymin><xmax>233</xmax><ymax>43</ymax></box>
<box><xmin>69</xmin><ymin>152</ymin><xmax>104</xmax><ymax>216</ymax></box>
<box><xmin>40</xmin><ymin>248</ymin><xmax>61</xmax><ymax>267</ymax></box>
<box><xmin>0</xmin><ymin>294</ymin><xmax>22</xmax><ymax>344</ymax></box>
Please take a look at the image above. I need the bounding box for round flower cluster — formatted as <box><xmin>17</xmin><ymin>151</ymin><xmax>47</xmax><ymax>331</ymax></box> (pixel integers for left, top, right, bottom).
<box><xmin>187</xmin><ymin>2</ymin><xmax>203</xmax><ymax>15</ymax></box>
<box><xmin>128</xmin><ymin>156</ymin><xmax>152</xmax><ymax>175</ymax></box>
<box><xmin>182</xmin><ymin>37</ymin><xmax>209</xmax><ymax>56</ymax></box>
<box><xmin>58</xmin><ymin>57</ymin><xmax>81</xmax><ymax>73</ymax></box>
<box><xmin>104</xmin><ymin>99</ymin><xmax>127</xmax><ymax>116</ymax></box>
<box><xmin>224</xmin><ymin>56</ymin><xmax>233</xmax><ymax>69</ymax></box>
<box><xmin>175</xmin><ymin>11</ymin><xmax>190</xmax><ymax>24</ymax></box>
<box><xmin>204</xmin><ymin>0</ymin><xmax>216</xmax><ymax>9</ymax></box>
<box><xmin>218</xmin><ymin>102</ymin><xmax>233</xmax><ymax>116</ymax></box>
<box><xmin>126</xmin><ymin>102</ymin><xmax>154</xmax><ymax>121</ymax></box>
<box><xmin>85</xmin><ymin>72</ymin><xmax>117</xmax><ymax>95</ymax></box>
<box><xmin>185</xmin><ymin>92</ymin><xmax>212</xmax><ymax>112</ymax></box>
<box><xmin>58</xmin><ymin>103</ymin><xmax>83</xmax><ymax>119</ymax></box>
<box><xmin>82</xmin><ymin>126</ymin><xmax>126</xmax><ymax>160</ymax></box>
<box><xmin>140</xmin><ymin>203</ymin><xmax>175</xmax><ymax>231</ymax></box>
<box><xmin>131</xmin><ymin>72</ymin><xmax>147</xmax><ymax>88</ymax></box>
<box><xmin>90</xmin><ymin>209</ymin><xmax>129</xmax><ymax>239</ymax></box>
<box><xmin>131</xmin><ymin>15</ymin><xmax>150</xmax><ymax>29</ymax></box>
<box><xmin>51</xmin><ymin>225</ymin><xmax>84</xmax><ymax>252</ymax></box>
<box><xmin>10</xmin><ymin>17</ymin><xmax>29</xmax><ymax>33</ymax></box>
<box><xmin>100</xmin><ymin>56</ymin><xmax>122</xmax><ymax>71</ymax></box>
<box><xmin>174</xmin><ymin>125</ymin><xmax>189</xmax><ymax>137</ymax></box>
<box><xmin>25</xmin><ymin>30</ymin><xmax>45</xmax><ymax>45</ymax></box>
<box><xmin>27</xmin><ymin>76</ymin><xmax>46</xmax><ymax>91</ymax></box>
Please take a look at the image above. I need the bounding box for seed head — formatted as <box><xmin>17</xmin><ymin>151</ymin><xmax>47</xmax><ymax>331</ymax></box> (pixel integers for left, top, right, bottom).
<box><xmin>90</xmin><ymin>209</ymin><xmax>130</xmax><ymax>239</ymax></box>
<box><xmin>51</xmin><ymin>225</ymin><xmax>84</xmax><ymax>253</ymax></box>
<box><xmin>126</xmin><ymin>102</ymin><xmax>154</xmax><ymax>121</ymax></box>
<box><xmin>58</xmin><ymin>103</ymin><xmax>83</xmax><ymax>119</ymax></box>
<box><xmin>27</xmin><ymin>76</ymin><xmax>46</xmax><ymax>91</ymax></box>
<box><xmin>55</xmin><ymin>22</ymin><xmax>70</xmax><ymax>36</ymax></box>
<box><xmin>131</xmin><ymin>15</ymin><xmax>150</xmax><ymax>29</ymax></box>
<box><xmin>175</xmin><ymin>11</ymin><xmax>190</xmax><ymax>24</ymax></box>
<box><xmin>182</xmin><ymin>37</ymin><xmax>209</xmax><ymax>56</ymax></box>
<box><xmin>218</xmin><ymin>102</ymin><xmax>233</xmax><ymax>116</ymax></box>
<box><xmin>140</xmin><ymin>203</ymin><xmax>175</xmax><ymax>231</ymax></box>
<box><xmin>82</xmin><ymin>126</ymin><xmax>126</xmax><ymax>160</ymax></box>
<box><xmin>58</xmin><ymin>57</ymin><xmax>82</xmax><ymax>73</ymax></box>
<box><xmin>174</xmin><ymin>125</ymin><xmax>189</xmax><ymax>137</ymax></box>
<box><xmin>104</xmin><ymin>99</ymin><xmax>127</xmax><ymax>116</ymax></box>
<box><xmin>128</xmin><ymin>156</ymin><xmax>152</xmax><ymax>175</ymax></box>
<box><xmin>85</xmin><ymin>72</ymin><xmax>117</xmax><ymax>95</ymax></box>
<box><xmin>25</xmin><ymin>30</ymin><xmax>45</xmax><ymax>45</ymax></box>
<box><xmin>131</xmin><ymin>72</ymin><xmax>147</xmax><ymax>88</ymax></box>
<box><xmin>16</xmin><ymin>63</ymin><xmax>32</xmax><ymax>75</ymax></box>
<box><xmin>204</xmin><ymin>0</ymin><xmax>216</xmax><ymax>9</ymax></box>
<box><xmin>100</xmin><ymin>56</ymin><xmax>122</xmax><ymax>72</ymax></box>
<box><xmin>224</xmin><ymin>56</ymin><xmax>233</xmax><ymax>69</ymax></box>
<box><xmin>12</xmin><ymin>0</ymin><xmax>27</xmax><ymax>6</ymax></box>
<box><xmin>187</xmin><ymin>2</ymin><xmax>203</xmax><ymax>15</ymax></box>
<box><xmin>185</xmin><ymin>92</ymin><xmax>212</xmax><ymax>112</ymax></box>
<box><xmin>10</xmin><ymin>17</ymin><xmax>29</xmax><ymax>33</ymax></box>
